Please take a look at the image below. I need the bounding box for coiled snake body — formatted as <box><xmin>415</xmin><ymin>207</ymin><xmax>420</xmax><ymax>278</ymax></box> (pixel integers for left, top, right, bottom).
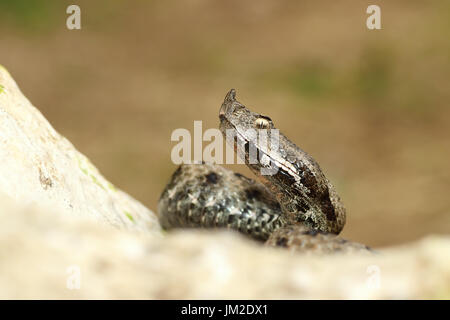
<box><xmin>158</xmin><ymin>90</ymin><xmax>370</xmax><ymax>254</ymax></box>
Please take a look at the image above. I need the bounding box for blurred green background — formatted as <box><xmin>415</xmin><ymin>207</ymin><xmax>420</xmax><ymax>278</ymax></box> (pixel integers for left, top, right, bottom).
<box><xmin>1</xmin><ymin>0</ymin><xmax>449</xmax><ymax>248</ymax></box>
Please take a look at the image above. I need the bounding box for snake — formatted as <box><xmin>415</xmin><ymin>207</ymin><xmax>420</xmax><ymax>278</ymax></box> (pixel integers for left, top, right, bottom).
<box><xmin>158</xmin><ymin>89</ymin><xmax>370</xmax><ymax>254</ymax></box>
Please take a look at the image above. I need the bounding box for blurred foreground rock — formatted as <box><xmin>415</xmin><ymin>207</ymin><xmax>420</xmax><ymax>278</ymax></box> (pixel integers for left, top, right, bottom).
<box><xmin>0</xmin><ymin>66</ymin><xmax>449</xmax><ymax>299</ymax></box>
<box><xmin>0</xmin><ymin>66</ymin><xmax>159</xmax><ymax>233</ymax></box>
<box><xmin>0</xmin><ymin>194</ymin><xmax>449</xmax><ymax>299</ymax></box>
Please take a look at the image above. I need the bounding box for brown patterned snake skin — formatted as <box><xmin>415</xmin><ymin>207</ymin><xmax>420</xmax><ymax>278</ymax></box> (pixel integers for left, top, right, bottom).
<box><xmin>158</xmin><ymin>89</ymin><xmax>371</xmax><ymax>254</ymax></box>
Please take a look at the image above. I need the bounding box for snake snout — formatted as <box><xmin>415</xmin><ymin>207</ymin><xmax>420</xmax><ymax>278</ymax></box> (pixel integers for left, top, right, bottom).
<box><xmin>220</xmin><ymin>89</ymin><xmax>236</xmax><ymax>117</ymax></box>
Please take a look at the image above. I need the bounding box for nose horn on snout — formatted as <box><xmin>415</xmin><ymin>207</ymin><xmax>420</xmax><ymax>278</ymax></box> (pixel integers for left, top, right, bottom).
<box><xmin>225</xmin><ymin>88</ymin><xmax>236</xmax><ymax>102</ymax></box>
<box><xmin>220</xmin><ymin>89</ymin><xmax>237</xmax><ymax>117</ymax></box>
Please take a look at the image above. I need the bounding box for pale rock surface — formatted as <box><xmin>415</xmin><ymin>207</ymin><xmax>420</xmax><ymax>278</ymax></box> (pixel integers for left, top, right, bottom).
<box><xmin>0</xmin><ymin>66</ymin><xmax>449</xmax><ymax>299</ymax></box>
<box><xmin>0</xmin><ymin>194</ymin><xmax>449</xmax><ymax>299</ymax></box>
<box><xmin>0</xmin><ymin>65</ymin><xmax>159</xmax><ymax>233</ymax></box>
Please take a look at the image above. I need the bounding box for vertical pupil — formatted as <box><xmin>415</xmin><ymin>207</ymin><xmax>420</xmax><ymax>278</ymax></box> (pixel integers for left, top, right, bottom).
<box><xmin>257</xmin><ymin>118</ymin><xmax>267</xmax><ymax>128</ymax></box>
<box><xmin>255</xmin><ymin>116</ymin><xmax>272</xmax><ymax>129</ymax></box>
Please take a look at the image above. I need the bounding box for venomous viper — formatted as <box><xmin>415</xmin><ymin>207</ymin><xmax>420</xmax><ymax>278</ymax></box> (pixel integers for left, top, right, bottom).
<box><xmin>158</xmin><ymin>89</ymin><xmax>370</xmax><ymax>254</ymax></box>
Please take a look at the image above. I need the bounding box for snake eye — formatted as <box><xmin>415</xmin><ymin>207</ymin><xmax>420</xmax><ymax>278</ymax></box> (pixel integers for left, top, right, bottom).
<box><xmin>255</xmin><ymin>116</ymin><xmax>272</xmax><ymax>129</ymax></box>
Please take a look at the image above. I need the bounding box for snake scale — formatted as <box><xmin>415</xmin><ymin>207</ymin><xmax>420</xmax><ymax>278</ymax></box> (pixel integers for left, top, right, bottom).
<box><xmin>158</xmin><ymin>89</ymin><xmax>370</xmax><ymax>254</ymax></box>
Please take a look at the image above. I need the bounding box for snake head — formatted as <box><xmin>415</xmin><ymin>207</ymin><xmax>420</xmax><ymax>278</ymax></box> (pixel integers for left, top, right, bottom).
<box><xmin>218</xmin><ymin>89</ymin><xmax>346</xmax><ymax>235</ymax></box>
<box><xmin>219</xmin><ymin>89</ymin><xmax>275</xmax><ymax>143</ymax></box>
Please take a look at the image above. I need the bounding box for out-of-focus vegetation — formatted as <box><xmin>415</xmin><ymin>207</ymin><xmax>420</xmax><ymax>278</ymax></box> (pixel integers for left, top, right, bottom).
<box><xmin>0</xmin><ymin>0</ymin><xmax>63</xmax><ymax>32</ymax></box>
<box><xmin>0</xmin><ymin>0</ymin><xmax>449</xmax><ymax>247</ymax></box>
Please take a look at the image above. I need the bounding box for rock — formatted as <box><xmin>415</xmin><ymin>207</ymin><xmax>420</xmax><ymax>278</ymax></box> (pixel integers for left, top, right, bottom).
<box><xmin>0</xmin><ymin>65</ymin><xmax>449</xmax><ymax>299</ymax></box>
<box><xmin>0</xmin><ymin>65</ymin><xmax>159</xmax><ymax>233</ymax></box>
<box><xmin>0</xmin><ymin>194</ymin><xmax>449</xmax><ymax>299</ymax></box>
